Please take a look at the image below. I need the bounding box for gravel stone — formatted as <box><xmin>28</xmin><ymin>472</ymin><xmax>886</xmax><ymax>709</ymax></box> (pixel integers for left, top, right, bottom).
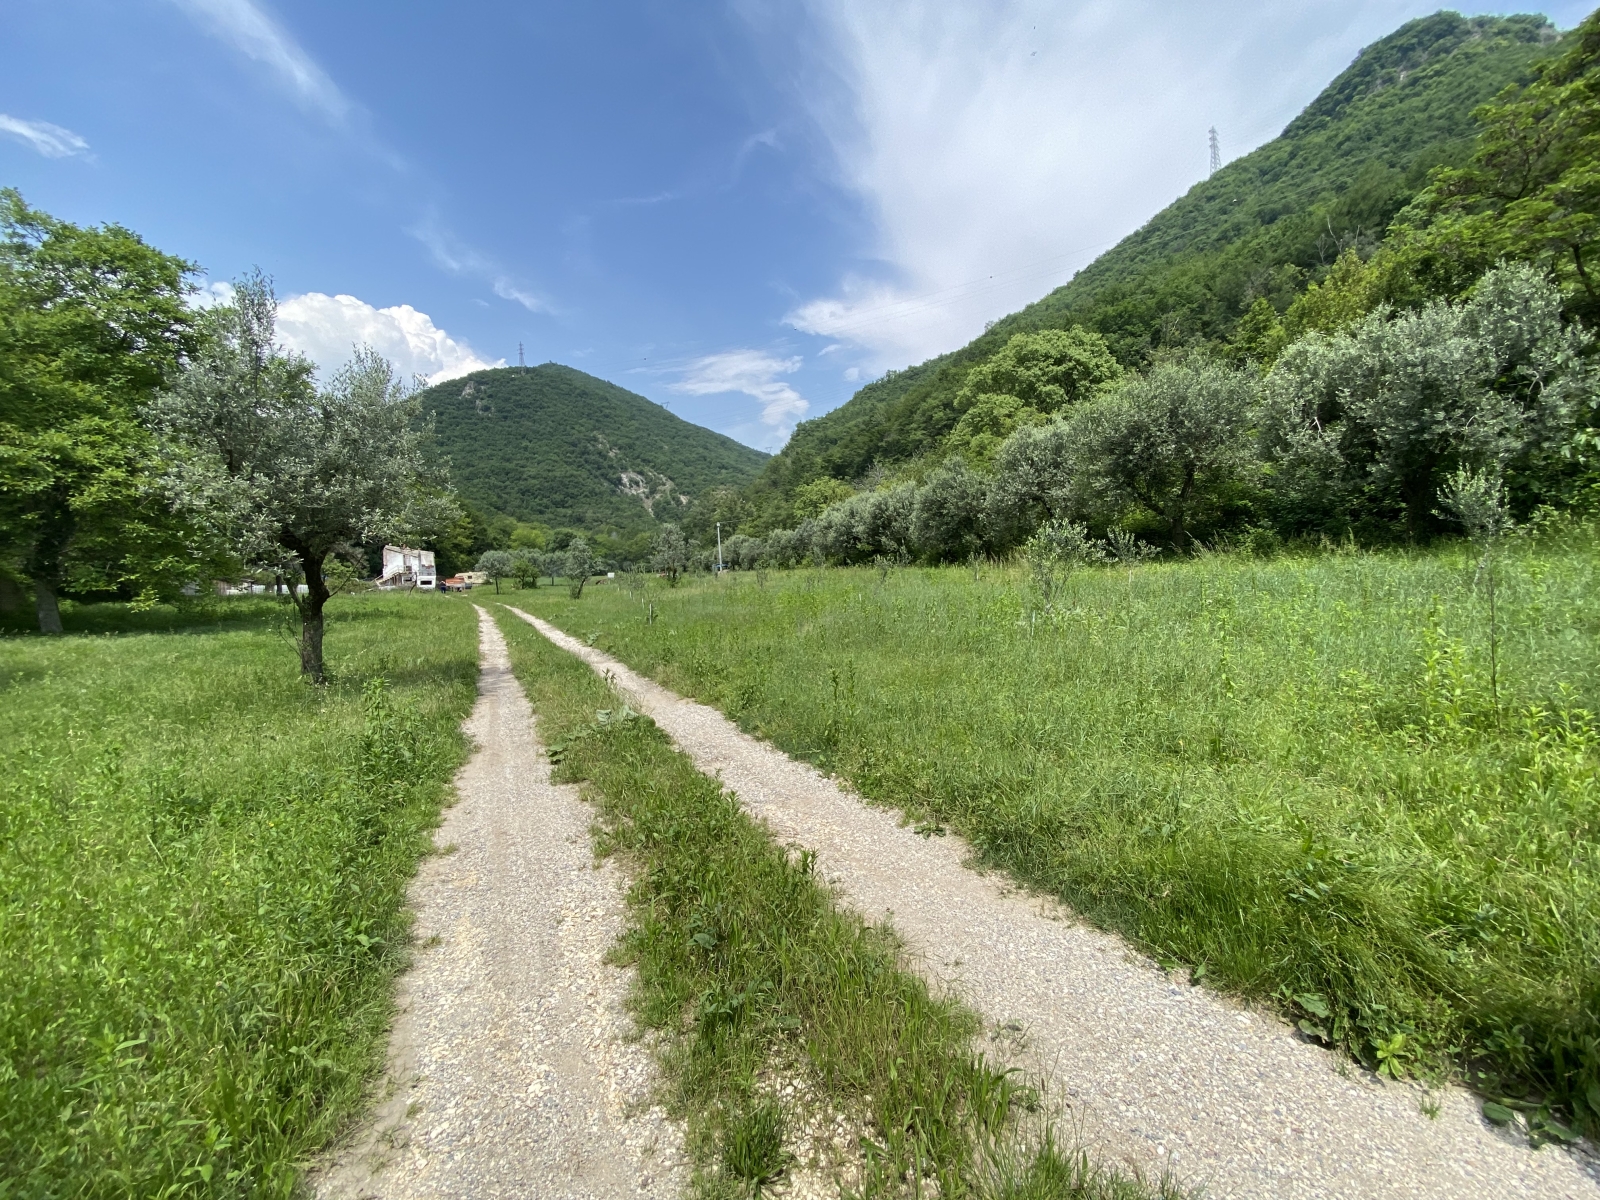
<box><xmin>313</xmin><ymin>606</ymin><xmax>686</xmax><ymax>1200</ymax></box>
<box><xmin>508</xmin><ymin>604</ymin><xmax>1600</xmax><ymax>1200</ymax></box>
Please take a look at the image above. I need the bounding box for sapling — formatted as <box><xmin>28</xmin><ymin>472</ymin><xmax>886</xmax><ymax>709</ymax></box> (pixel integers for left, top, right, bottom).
<box><xmin>1104</xmin><ymin>528</ymin><xmax>1159</xmax><ymax>567</ymax></box>
<box><xmin>1437</xmin><ymin>466</ymin><xmax>1514</xmax><ymax>720</ymax></box>
<box><xmin>1021</xmin><ymin>519</ymin><xmax>1105</xmax><ymax>611</ymax></box>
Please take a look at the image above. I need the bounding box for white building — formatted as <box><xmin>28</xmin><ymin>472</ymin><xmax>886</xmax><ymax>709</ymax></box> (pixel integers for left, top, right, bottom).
<box><xmin>377</xmin><ymin>545</ymin><xmax>437</xmax><ymax>590</ymax></box>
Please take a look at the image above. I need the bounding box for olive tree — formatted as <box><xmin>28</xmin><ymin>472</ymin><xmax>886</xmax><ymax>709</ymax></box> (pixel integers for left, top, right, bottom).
<box><xmin>154</xmin><ymin>274</ymin><xmax>456</xmax><ymax>681</ymax></box>
<box><xmin>910</xmin><ymin>459</ymin><xmax>988</xmax><ymax>561</ymax></box>
<box><xmin>651</xmin><ymin>523</ymin><xmax>689</xmax><ymax>586</ymax></box>
<box><xmin>564</xmin><ymin>537</ymin><xmax>598</xmax><ymax>599</ymax></box>
<box><xmin>475</xmin><ymin>549</ymin><xmax>514</xmax><ymax>593</ymax></box>
<box><xmin>1067</xmin><ymin>357</ymin><xmax>1259</xmax><ymax>550</ymax></box>
<box><xmin>1262</xmin><ymin>262</ymin><xmax>1593</xmax><ymax>537</ymax></box>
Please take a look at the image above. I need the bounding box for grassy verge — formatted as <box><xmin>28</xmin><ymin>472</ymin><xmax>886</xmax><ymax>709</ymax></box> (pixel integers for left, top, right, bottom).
<box><xmin>1</xmin><ymin>593</ymin><xmax>478</xmax><ymax>1198</ymax></box>
<box><xmin>493</xmin><ymin>605</ymin><xmax>1164</xmax><ymax>1199</ymax></box>
<box><xmin>511</xmin><ymin>535</ymin><xmax>1600</xmax><ymax>1140</ymax></box>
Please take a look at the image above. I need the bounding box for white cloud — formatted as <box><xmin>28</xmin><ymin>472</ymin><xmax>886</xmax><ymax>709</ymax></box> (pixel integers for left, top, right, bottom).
<box><xmin>411</xmin><ymin>221</ymin><xmax>553</xmax><ymax>314</ymax></box>
<box><xmin>670</xmin><ymin>350</ymin><xmax>810</xmax><ymax>432</ymax></box>
<box><xmin>275</xmin><ymin>292</ymin><xmax>502</xmax><ymax>385</ymax></box>
<box><xmin>758</xmin><ymin>0</ymin><xmax>1442</xmax><ymax>366</ymax></box>
<box><xmin>169</xmin><ymin>0</ymin><xmax>350</xmax><ymax>124</ymax></box>
<box><xmin>0</xmin><ymin>115</ymin><xmax>90</xmax><ymax>159</ymax></box>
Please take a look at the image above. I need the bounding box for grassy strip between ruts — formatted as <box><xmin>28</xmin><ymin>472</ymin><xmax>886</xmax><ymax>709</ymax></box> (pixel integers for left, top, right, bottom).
<box><xmin>493</xmin><ymin>605</ymin><xmax>1170</xmax><ymax>1200</ymax></box>
<box><xmin>512</xmin><ymin>534</ymin><xmax>1600</xmax><ymax>1141</ymax></box>
<box><xmin>1</xmin><ymin>593</ymin><xmax>479</xmax><ymax>1199</ymax></box>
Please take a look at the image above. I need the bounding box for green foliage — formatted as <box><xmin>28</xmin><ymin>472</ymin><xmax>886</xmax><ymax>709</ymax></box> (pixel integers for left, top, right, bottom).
<box><xmin>518</xmin><ymin>540</ymin><xmax>1600</xmax><ymax>1137</ymax></box>
<box><xmin>1022</xmin><ymin>519</ymin><xmax>1107</xmax><ymax>610</ymax></box>
<box><xmin>954</xmin><ymin>329</ymin><xmax>1123</xmax><ymax>415</ymax></box>
<box><xmin>509</xmin><ymin>547</ymin><xmax>542</xmax><ymax>588</ymax></box>
<box><xmin>1401</xmin><ymin>9</ymin><xmax>1600</xmax><ymax>320</ymax></box>
<box><xmin>1068</xmin><ymin>357</ymin><xmax>1260</xmax><ymax>549</ymax></box>
<box><xmin>0</xmin><ymin>594</ymin><xmax>477</xmax><ymax>1198</ymax></box>
<box><xmin>0</xmin><ymin>190</ymin><xmax>207</xmax><ymax>631</ymax></box>
<box><xmin>493</xmin><ymin>608</ymin><xmax>1161</xmax><ymax>1198</ymax></box>
<box><xmin>652</xmin><ymin>523</ymin><xmax>690</xmax><ymax>586</ymax></box>
<box><xmin>792</xmin><ymin>476</ymin><xmax>855</xmax><ymax>521</ymax></box>
<box><xmin>946</xmin><ymin>393</ymin><xmax>1049</xmax><ymax>463</ymax></box>
<box><xmin>418</xmin><ymin>365</ymin><xmax>766</xmax><ymax>536</ymax></box>
<box><xmin>910</xmin><ymin>459</ymin><xmax>987</xmax><ymax>562</ymax></box>
<box><xmin>1261</xmin><ymin>262</ymin><xmax>1595</xmax><ymax>538</ymax></box>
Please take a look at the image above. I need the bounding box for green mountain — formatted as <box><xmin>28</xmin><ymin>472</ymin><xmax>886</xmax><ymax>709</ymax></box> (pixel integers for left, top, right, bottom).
<box><xmin>420</xmin><ymin>364</ymin><xmax>768</xmax><ymax>534</ymax></box>
<box><xmin>742</xmin><ymin>11</ymin><xmax>1561</xmax><ymax>529</ymax></box>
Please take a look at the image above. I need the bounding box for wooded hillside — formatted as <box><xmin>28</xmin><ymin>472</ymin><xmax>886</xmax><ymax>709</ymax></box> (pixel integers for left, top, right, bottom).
<box><xmin>740</xmin><ymin>12</ymin><xmax>1562</xmax><ymax>530</ymax></box>
<box><xmin>420</xmin><ymin>364</ymin><xmax>768</xmax><ymax>535</ymax></box>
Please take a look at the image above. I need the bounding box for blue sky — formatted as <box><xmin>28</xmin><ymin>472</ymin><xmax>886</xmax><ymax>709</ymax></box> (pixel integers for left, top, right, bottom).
<box><xmin>3</xmin><ymin>1</ymin><xmax>1589</xmax><ymax>453</ymax></box>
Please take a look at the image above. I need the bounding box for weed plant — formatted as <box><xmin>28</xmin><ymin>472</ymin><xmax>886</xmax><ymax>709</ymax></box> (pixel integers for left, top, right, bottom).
<box><xmin>521</xmin><ymin>536</ymin><xmax>1600</xmax><ymax>1137</ymax></box>
<box><xmin>493</xmin><ymin>608</ymin><xmax>1164</xmax><ymax>1198</ymax></box>
<box><xmin>0</xmin><ymin>594</ymin><xmax>477</xmax><ymax>1197</ymax></box>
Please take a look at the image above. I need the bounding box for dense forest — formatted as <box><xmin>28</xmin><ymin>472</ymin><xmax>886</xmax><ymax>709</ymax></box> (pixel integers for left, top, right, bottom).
<box><xmin>722</xmin><ymin>11</ymin><xmax>1581</xmax><ymax>541</ymax></box>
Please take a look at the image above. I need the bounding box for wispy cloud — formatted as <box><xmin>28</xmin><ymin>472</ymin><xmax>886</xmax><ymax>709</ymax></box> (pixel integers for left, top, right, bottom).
<box><xmin>0</xmin><ymin>115</ymin><xmax>90</xmax><ymax>159</ymax></box>
<box><xmin>670</xmin><ymin>350</ymin><xmax>810</xmax><ymax>433</ymax></box>
<box><xmin>169</xmin><ymin>0</ymin><xmax>350</xmax><ymax>124</ymax></box>
<box><xmin>755</xmin><ymin>0</ymin><xmax>1419</xmax><ymax>367</ymax></box>
<box><xmin>411</xmin><ymin>220</ymin><xmax>553</xmax><ymax>314</ymax></box>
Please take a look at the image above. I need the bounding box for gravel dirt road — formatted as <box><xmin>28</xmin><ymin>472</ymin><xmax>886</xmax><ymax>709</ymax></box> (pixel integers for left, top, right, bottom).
<box><xmin>314</xmin><ymin>606</ymin><xmax>684</xmax><ymax>1200</ymax></box>
<box><xmin>507</xmin><ymin>603</ymin><xmax>1600</xmax><ymax>1200</ymax></box>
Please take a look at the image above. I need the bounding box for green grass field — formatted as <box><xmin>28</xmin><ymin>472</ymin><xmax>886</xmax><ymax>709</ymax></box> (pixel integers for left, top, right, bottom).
<box><xmin>517</xmin><ymin>535</ymin><xmax>1600</xmax><ymax>1137</ymax></box>
<box><xmin>492</xmin><ymin>606</ymin><xmax>1165</xmax><ymax>1198</ymax></box>
<box><xmin>0</xmin><ymin>593</ymin><xmax>477</xmax><ymax>1199</ymax></box>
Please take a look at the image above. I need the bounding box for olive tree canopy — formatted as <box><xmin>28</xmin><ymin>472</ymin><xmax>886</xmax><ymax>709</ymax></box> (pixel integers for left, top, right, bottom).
<box><xmin>153</xmin><ymin>274</ymin><xmax>457</xmax><ymax>680</ymax></box>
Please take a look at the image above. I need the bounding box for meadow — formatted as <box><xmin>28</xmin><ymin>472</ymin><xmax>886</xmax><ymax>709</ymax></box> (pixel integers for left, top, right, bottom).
<box><xmin>0</xmin><ymin>593</ymin><xmax>478</xmax><ymax>1198</ymax></box>
<box><xmin>520</xmin><ymin>531</ymin><xmax>1600</xmax><ymax>1137</ymax></box>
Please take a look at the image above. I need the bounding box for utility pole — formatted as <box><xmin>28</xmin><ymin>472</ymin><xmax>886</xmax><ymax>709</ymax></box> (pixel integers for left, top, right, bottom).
<box><xmin>1208</xmin><ymin>127</ymin><xmax>1221</xmax><ymax>176</ymax></box>
<box><xmin>716</xmin><ymin>522</ymin><xmax>724</xmax><ymax>573</ymax></box>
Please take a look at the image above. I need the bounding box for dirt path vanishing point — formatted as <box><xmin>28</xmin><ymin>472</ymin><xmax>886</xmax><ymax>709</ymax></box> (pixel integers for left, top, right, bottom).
<box><xmin>314</xmin><ymin>606</ymin><xmax>684</xmax><ymax>1200</ymax></box>
<box><xmin>506</xmin><ymin>604</ymin><xmax>1600</xmax><ymax>1200</ymax></box>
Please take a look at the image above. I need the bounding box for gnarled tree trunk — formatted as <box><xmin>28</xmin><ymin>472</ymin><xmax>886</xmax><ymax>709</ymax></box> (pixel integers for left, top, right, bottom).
<box><xmin>287</xmin><ymin>543</ymin><xmax>332</xmax><ymax>682</ymax></box>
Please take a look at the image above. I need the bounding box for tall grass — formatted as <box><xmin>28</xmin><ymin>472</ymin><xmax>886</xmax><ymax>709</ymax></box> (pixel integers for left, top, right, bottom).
<box><xmin>493</xmin><ymin>607</ymin><xmax>1166</xmax><ymax>1198</ymax></box>
<box><xmin>519</xmin><ymin>535</ymin><xmax>1600</xmax><ymax>1138</ymax></box>
<box><xmin>0</xmin><ymin>593</ymin><xmax>478</xmax><ymax>1198</ymax></box>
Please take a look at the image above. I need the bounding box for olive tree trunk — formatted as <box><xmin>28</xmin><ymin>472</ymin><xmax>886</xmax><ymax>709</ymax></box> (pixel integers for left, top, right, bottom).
<box><xmin>288</xmin><ymin>544</ymin><xmax>332</xmax><ymax>682</ymax></box>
